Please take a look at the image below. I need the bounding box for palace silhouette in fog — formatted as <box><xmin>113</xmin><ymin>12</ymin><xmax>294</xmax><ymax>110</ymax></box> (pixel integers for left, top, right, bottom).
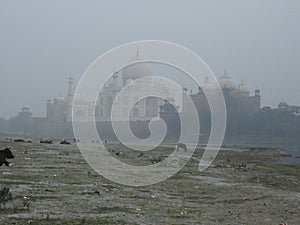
<box><xmin>1</xmin><ymin>55</ymin><xmax>300</xmax><ymax>139</ymax></box>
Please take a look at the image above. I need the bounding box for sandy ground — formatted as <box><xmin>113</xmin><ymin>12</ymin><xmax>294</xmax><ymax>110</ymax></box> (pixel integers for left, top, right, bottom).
<box><xmin>0</xmin><ymin>138</ymin><xmax>299</xmax><ymax>225</ymax></box>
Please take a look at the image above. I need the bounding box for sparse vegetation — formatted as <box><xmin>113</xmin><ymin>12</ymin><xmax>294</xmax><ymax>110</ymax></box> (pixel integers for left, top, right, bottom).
<box><xmin>0</xmin><ymin>138</ymin><xmax>299</xmax><ymax>224</ymax></box>
<box><xmin>0</xmin><ymin>187</ymin><xmax>13</xmax><ymax>208</ymax></box>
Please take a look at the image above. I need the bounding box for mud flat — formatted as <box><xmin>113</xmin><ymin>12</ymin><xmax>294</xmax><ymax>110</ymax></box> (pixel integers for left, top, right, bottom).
<box><xmin>0</xmin><ymin>139</ymin><xmax>299</xmax><ymax>225</ymax></box>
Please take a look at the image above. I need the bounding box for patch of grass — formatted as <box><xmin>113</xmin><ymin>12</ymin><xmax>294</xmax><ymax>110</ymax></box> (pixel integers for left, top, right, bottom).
<box><xmin>223</xmin><ymin>195</ymin><xmax>271</xmax><ymax>204</ymax></box>
<box><xmin>0</xmin><ymin>206</ymin><xmax>29</xmax><ymax>214</ymax></box>
<box><xmin>1</xmin><ymin>217</ymin><xmax>133</xmax><ymax>225</ymax></box>
<box><xmin>0</xmin><ymin>180</ymin><xmax>33</xmax><ymax>185</ymax></box>
<box><xmin>94</xmin><ymin>206</ymin><xmax>133</xmax><ymax>214</ymax></box>
<box><xmin>0</xmin><ymin>187</ymin><xmax>13</xmax><ymax>208</ymax></box>
<box><xmin>255</xmin><ymin>163</ymin><xmax>300</xmax><ymax>175</ymax></box>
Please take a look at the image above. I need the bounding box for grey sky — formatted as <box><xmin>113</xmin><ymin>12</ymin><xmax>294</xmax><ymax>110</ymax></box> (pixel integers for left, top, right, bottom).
<box><xmin>0</xmin><ymin>0</ymin><xmax>299</xmax><ymax>118</ymax></box>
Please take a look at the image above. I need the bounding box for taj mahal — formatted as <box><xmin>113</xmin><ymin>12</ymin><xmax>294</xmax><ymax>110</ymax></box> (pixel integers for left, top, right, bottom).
<box><xmin>46</xmin><ymin>51</ymin><xmax>261</xmax><ymax>124</ymax></box>
<box><xmin>46</xmin><ymin>51</ymin><xmax>178</xmax><ymax>123</ymax></box>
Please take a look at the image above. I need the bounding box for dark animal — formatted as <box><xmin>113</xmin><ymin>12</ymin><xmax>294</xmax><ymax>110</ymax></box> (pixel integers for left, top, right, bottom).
<box><xmin>176</xmin><ymin>142</ymin><xmax>187</xmax><ymax>152</ymax></box>
<box><xmin>40</xmin><ymin>140</ymin><xmax>53</xmax><ymax>144</ymax></box>
<box><xmin>13</xmin><ymin>139</ymin><xmax>25</xmax><ymax>143</ymax></box>
<box><xmin>0</xmin><ymin>148</ymin><xmax>15</xmax><ymax>167</ymax></box>
<box><xmin>60</xmin><ymin>140</ymin><xmax>71</xmax><ymax>145</ymax></box>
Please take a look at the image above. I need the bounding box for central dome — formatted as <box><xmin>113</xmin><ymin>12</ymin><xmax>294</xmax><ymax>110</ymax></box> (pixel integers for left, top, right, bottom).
<box><xmin>122</xmin><ymin>62</ymin><xmax>152</xmax><ymax>81</ymax></box>
<box><xmin>121</xmin><ymin>48</ymin><xmax>152</xmax><ymax>82</ymax></box>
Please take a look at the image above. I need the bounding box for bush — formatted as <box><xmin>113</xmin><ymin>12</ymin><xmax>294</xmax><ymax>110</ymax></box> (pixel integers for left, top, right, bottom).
<box><xmin>0</xmin><ymin>187</ymin><xmax>13</xmax><ymax>208</ymax></box>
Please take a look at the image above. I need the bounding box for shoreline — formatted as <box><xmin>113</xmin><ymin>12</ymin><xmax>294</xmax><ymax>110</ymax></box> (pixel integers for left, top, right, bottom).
<box><xmin>0</xmin><ymin>139</ymin><xmax>299</xmax><ymax>224</ymax></box>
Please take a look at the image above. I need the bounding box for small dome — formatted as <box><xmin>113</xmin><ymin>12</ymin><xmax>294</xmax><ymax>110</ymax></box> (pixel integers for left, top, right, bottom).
<box><xmin>238</xmin><ymin>80</ymin><xmax>250</xmax><ymax>96</ymax></box>
<box><xmin>201</xmin><ymin>76</ymin><xmax>216</xmax><ymax>92</ymax></box>
<box><xmin>218</xmin><ymin>70</ymin><xmax>236</xmax><ymax>90</ymax></box>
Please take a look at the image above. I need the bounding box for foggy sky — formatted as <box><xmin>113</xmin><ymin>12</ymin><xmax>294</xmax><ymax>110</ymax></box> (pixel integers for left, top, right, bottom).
<box><xmin>0</xmin><ymin>0</ymin><xmax>299</xmax><ymax>118</ymax></box>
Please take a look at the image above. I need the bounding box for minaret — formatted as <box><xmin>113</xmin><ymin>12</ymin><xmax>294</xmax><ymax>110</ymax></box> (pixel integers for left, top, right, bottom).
<box><xmin>46</xmin><ymin>99</ymin><xmax>52</xmax><ymax>120</ymax></box>
<box><xmin>181</xmin><ymin>87</ymin><xmax>188</xmax><ymax>113</ymax></box>
<box><xmin>254</xmin><ymin>88</ymin><xmax>261</xmax><ymax>113</ymax></box>
<box><xmin>66</xmin><ymin>77</ymin><xmax>74</xmax><ymax>122</ymax></box>
<box><xmin>224</xmin><ymin>68</ymin><xmax>228</xmax><ymax>77</ymax></box>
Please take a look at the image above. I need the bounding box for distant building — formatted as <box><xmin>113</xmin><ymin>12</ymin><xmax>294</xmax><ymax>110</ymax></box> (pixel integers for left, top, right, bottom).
<box><xmin>46</xmin><ymin>77</ymin><xmax>74</xmax><ymax>123</ymax></box>
<box><xmin>159</xmin><ymin>69</ymin><xmax>262</xmax><ymax>135</ymax></box>
<box><xmin>17</xmin><ymin>106</ymin><xmax>33</xmax><ymax>119</ymax></box>
<box><xmin>187</xmin><ymin>70</ymin><xmax>261</xmax><ymax>116</ymax></box>
<box><xmin>46</xmin><ymin>50</ymin><xmax>178</xmax><ymax>123</ymax></box>
<box><xmin>46</xmin><ymin>68</ymin><xmax>261</xmax><ymax>125</ymax></box>
<box><xmin>46</xmin><ymin>97</ymin><xmax>67</xmax><ymax>123</ymax></box>
<box><xmin>95</xmin><ymin>51</ymin><xmax>177</xmax><ymax>122</ymax></box>
<box><xmin>278</xmin><ymin>101</ymin><xmax>300</xmax><ymax>115</ymax></box>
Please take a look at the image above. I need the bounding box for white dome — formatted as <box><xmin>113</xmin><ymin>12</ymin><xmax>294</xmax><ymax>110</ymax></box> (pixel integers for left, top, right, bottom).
<box><xmin>218</xmin><ymin>70</ymin><xmax>236</xmax><ymax>90</ymax></box>
<box><xmin>238</xmin><ymin>81</ymin><xmax>250</xmax><ymax>96</ymax></box>
<box><xmin>122</xmin><ymin>63</ymin><xmax>152</xmax><ymax>81</ymax></box>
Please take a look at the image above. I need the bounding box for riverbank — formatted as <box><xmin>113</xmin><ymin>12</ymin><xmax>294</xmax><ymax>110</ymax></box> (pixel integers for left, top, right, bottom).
<box><xmin>0</xmin><ymin>139</ymin><xmax>299</xmax><ymax>224</ymax></box>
